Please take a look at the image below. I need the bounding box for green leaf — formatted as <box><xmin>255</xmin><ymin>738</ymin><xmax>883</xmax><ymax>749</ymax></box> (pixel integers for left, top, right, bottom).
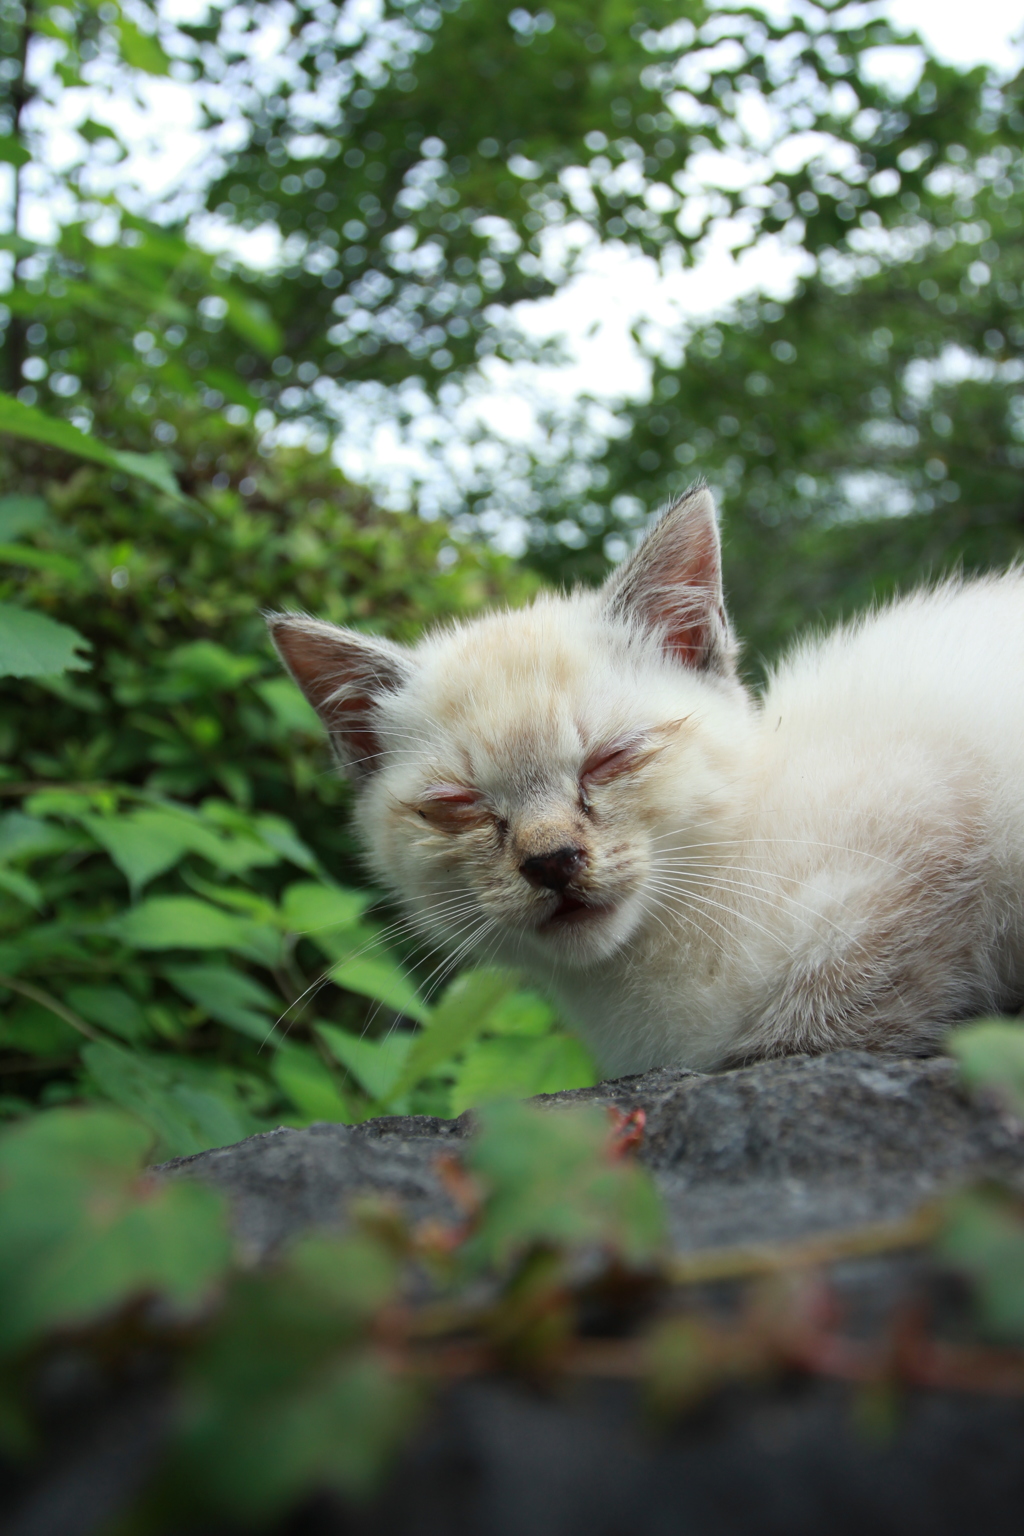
<box><xmin>64</xmin><ymin>985</ymin><xmax>150</xmax><ymax>1043</ymax></box>
<box><xmin>947</xmin><ymin>1018</ymin><xmax>1024</xmax><ymax>1118</ymax></box>
<box><xmin>0</xmin><ymin>392</ymin><xmax>187</xmax><ymax>502</ymax></box>
<box><xmin>83</xmin><ymin>1041</ymin><xmax>256</xmax><ymax>1157</ymax></box>
<box><xmin>0</xmin><ymin>138</ymin><xmax>30</xmax><ymax>169</ymax></box>
<box><xmin>936</xmin><ymin>1186</ymin><xmax>1024</xmax><ymax>1340</ymax></box>
<box><xmin>0</xmin><ymin>543</ymin><xmax>81</xmax><ymax>579</ymax></box>
<box><xmin>271</xmin><ymin>1044</ymin><xmax>351</xmax><ymax>1124</ymax></box>
<box><xmin>280</xmin><ymin>881</ymin><xmax>371</xmax><ymax>941</ymax></box>
<box><xmin>217</xmin><ymin>290</ymin><xmax>282</xmax><ymax>358</ymax></box>
<box><xmin>389</xmin><ymin>968</ymin><xmax>514</xmax><ymax>1097</ymax></box>
<box><xmin>0</xmin><ymin>603</ymin><xmax>91</xmax><ymax>678</ymax></box>
<box><xmin>316</xmin><ymin>1024</ymin><xmax>414</xmax><ymax>1104</ymax></box>
<box><xmin>116</xmin><ymin>18</ymin><xmax>171</xmax><ymax>75</ymax></box>
<box><xmin>163</xmin><ymin>640</ymin><xmax>262</xmax><ymax>693</ymax></box>
<box><xmin>0</xmin><ymin>495</ymin><xmax>50</xmax><ymax>540</ymax></box>
<box><xmin>108</xmin><ymin>895</ymin><xmax>281</xmax><ymax>966</ymax></box>
<box><xmin>0</xmin><ymin>867</ymin><xmax>43</xmax><ymax>909</ymax></box>
<box><xmin>164</xmin><ymin>964</ymin><xmax>281</xmax><ymax>1043</ymax></box>
<box><xmin>328</xmin><ymin>954</ymin><xmax>430</xmax><ymax>1026</ymax></box>
<box><xmin>0</xmin><ymin>1106</ymin><xmax>230</xmax><ymax>1355</ymax></box>
<box><xmin>256</xmin><ymin>677</ymin><xmax>322</xmax><ymax>735</ymax></box>
<box><xmin>83</xmin><ymin>810</ymin><xmax>196</xmax><ymax>891</ymax></box>
<box><xmin>0</xmin><ymin>811</ymin><xmax>74</xmax><ymax>863</ymax></box>
<box><xmin>252</xmin><ymin>815</ymin><xmax>320</xmax><ymax>875</ymax></box>
<box><xmin>173</xmin><ymin>1316</ymin><xmax>415</xmax><ymax>1516</ymax></box>
<box><xmin>450</xmin><ymin>1033</ymin><xmax>596</xmax><ymax>1115</ymax></box>
<box><xmin>464</xmin><ymin>1101</ymin><xmax>665</xmax><ymax>1272</ymax></box>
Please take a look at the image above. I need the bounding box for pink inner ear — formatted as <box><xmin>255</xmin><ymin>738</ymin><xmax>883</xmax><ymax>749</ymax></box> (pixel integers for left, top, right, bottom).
<box><xmin>652</xmin><ymin>527</ymin><xmax>721</xmax><ymax>665</ymax></box>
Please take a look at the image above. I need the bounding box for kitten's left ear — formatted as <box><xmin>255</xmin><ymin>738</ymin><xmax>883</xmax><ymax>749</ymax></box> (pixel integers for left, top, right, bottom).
<box><xmin>265</xmin><ymin>612</ymin><xmax>413</xmax><ymax>779</ymax></box>
<box><xmin>601</xmin><ymin>483</ymin><xmax>736</xmax><ymax>676</ymax></box>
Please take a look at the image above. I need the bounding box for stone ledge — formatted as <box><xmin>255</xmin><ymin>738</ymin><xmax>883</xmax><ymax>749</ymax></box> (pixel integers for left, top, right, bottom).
<box><xmin>161</xmin><ymin>1049</ymin><xmax>1024</xmax><ymax>1260</ymax></box>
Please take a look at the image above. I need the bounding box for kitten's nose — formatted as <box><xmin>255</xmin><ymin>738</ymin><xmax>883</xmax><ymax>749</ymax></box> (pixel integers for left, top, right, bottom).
<box><xmin>519</xmin><ymin>846</ymin><xmax>588</xmax><ymax>892</ymax></box>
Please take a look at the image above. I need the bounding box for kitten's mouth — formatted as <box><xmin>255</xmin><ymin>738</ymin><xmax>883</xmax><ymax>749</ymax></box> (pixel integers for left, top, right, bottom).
<box><xmin>538</xmin><ymin>892</ymin><xmax>612</xmax><ymax>930</ymax></box>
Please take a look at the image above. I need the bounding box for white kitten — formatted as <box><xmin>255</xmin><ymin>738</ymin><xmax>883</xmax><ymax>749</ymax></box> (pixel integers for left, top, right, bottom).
<box><xmin>267</xmin><ymin>486</ymin><xmax>1024</xmax><ymax>1075</ymax></box>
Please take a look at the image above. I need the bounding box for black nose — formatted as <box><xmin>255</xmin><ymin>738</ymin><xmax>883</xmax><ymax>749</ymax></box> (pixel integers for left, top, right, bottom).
<box><xmin>519</xmin><ymin>846</ymin><xmax>587</xmax><ymax>892</ymax></box>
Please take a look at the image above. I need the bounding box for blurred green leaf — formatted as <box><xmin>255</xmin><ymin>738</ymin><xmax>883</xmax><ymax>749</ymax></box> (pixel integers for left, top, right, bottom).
<box><xmin>0</xmin><ymin>603</ymin><xmax>90</xmax><ymax>678</ymax></box>
<box><xmin>63</xmin><ymin>984</ymin><xmax>150</xmax><ymax>1043</ymax></box>
<box><xmin>0</xmin><ymin>137</ymin><xmax>29</xmax><ymax>168</ymax></box>
<box><xmin>164</xmin><ymin>963</ymin><xmax>281</xmax><ymax>1043</ymax></box>
<box><xmin>327</xmin><ymin>954</ymin><xmax>430</xmax><ymax>1026</ymax></box>
<box><xmin>280</xmin><ymin>880</ymin><xmax>371</xmax><ymax>941</ymax></box>
<box><xmin>948</xmin><ymin>1019</ymin><xmax>1024</xmax><ymax>1118</ymax></box>
<box><xmin>108</xmin><ymin>896</ymin><xmax>281</xmax><ymax>966</ymax></box>
<box><xmin>451</xmin><ymin>1033</ymin><xmax>596</xmax><ymax>1115</ymax></box>
<box><xmin>115</xmin><ymin>18</ymin><xmax>171</xmax><ymax>75</ymax></box>
<box><xmin>937</xmin><ymin>1186</ymin><xmax>1024</xmax><ymax>1341</ymax></box>
<box><xmin>0</xmin><ymin>495</ymin><xmax>50</xmax><ymax>539</ymax></box>
<box><xmin>316</xmin><ymin>1023</ymin><xmax>413</xmax><ymax>1104</ymax></box>
<box><xmin>0</xmin><ymin>392</ymin><xmax>186</xmax><ymax>501</ymax></box>
<box><xmin>390</xmin><ymin>968</ymin><xmax>514</xmax><ymax>1097</ymax></box>
<box><xmin>271</xmin><ymin>1043</ymin><xmax>351</xmax><ymax>1124</ymax></box>
<box><xmin>464</xmin><ymin>1100</ymin><xmax>665</xmax><ymax>1272</ymax></box>
<box><xmin>0</xmin><ymin>1106</ymin><xmax>230</xmax><ymax>1355</ymax></box>
<box><xmin>83</xmin><ymin>1041</ymin><xmax>258</xmax><ymax>1157</ymax></box>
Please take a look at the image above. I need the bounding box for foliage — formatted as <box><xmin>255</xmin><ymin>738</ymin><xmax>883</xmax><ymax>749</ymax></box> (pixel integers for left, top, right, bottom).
<box><xmin>0</xmin><ymin>403</ymin><xmax>595</xmax><ymax>1147</ymax></box>
<box><xmin>0</xmin><ymin>1098</ymin><xmax>663</xmax><ymax>1526</ymax></box>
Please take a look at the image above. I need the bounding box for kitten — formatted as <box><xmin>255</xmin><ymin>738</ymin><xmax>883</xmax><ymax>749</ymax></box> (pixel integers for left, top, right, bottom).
<box><xmin>266</xmin><ymin>485</ymin><xmax>1024</xmax><ymax>1075</ymax></box>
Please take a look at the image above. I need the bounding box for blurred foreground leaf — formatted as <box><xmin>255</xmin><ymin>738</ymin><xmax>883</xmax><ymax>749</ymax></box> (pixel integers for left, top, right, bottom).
<box><xmin>0</xmin><ymin>1106</ymin><xmax>230</xmax><ymax>1355</ymax></box>
<box><xmin>947</xmin><ymin>1019</ymin><xmax>1024</xmax><ymax>1119</ymax></box>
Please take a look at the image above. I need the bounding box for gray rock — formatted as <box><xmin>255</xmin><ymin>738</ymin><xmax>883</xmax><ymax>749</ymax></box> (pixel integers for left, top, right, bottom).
<box><xmin>161</xmin><ymin>1049</ymin><xmax>1024</xmax><ymax>1260</ymax></box>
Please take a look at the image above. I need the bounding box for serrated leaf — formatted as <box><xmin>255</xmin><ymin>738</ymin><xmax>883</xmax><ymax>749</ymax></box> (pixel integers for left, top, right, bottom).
<box><xmin>83</xmin><ymin>810</ymin><xmax>196</xmax><ymax>891</ymax></box>
<box><xmin>0</xmin><ymin>603</ymin><xmax>91</xmax><ymax>678</ymax></box>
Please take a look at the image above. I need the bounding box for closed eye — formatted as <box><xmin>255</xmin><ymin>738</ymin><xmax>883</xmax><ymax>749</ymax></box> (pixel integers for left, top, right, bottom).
<box><xmin>580</xmin><ymin>735</ymin><xmax>653</xmax><ymax>786</ymax></box>
<box><xmin>414</xmin><ymin>784</ymin><xmax>488</xmax><ymax>833</ymax></box>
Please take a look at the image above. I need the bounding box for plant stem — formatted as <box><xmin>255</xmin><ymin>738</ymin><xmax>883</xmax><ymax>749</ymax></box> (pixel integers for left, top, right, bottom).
<box><xmin>0</xmin><ymin>973</ymin><xmax>102</xmax><ymax>1042</ymax></box>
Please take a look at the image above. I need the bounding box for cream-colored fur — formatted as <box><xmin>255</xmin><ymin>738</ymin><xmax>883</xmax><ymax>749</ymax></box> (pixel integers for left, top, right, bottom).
<box><xmin>267</xmin><ymin>486</ymin><xmax>1024</xmax><ymax>1074</ymax></box>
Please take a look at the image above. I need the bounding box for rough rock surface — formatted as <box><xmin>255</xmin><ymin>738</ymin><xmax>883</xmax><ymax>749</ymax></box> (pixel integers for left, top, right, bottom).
<box><xmin>162</xmin><ymin>1049</ymin><xmax>1024</xmax><ymax>1258</ymax></box>
<box><xmin>9</xmin><ymin>1051</ymin><xmax>1024</xmax><ymax>1536</ymax></box>
<box><xmin>152</xmin><ymin>1048</ymin><xmax>1024</xmax><ymax>1536</ymax></box>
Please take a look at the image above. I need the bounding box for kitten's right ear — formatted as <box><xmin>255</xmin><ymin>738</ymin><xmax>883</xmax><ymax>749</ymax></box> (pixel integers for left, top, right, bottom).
<box><xmin>265</xmin><ymin>613</ymin><xmax>413</xmax><ymax>779</ymax></box>
<box><xmin>601</xmin><ymin>483</ymin><xmax>736</xmax><ymax>677</ymax></box>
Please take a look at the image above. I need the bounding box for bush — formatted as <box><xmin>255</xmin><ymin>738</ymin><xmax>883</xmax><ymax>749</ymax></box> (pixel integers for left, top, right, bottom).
<box><xmin>0</xmin><ymin>413</ymin><xmax>596</xmax><ymax>1149</ymax></box>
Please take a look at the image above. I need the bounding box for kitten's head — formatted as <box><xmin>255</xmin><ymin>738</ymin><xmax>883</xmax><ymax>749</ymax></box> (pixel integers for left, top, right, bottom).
<box><xmin>267</xmin><ymin>486</ymin><xmax>751</xmax><ymax>972</ymax></box>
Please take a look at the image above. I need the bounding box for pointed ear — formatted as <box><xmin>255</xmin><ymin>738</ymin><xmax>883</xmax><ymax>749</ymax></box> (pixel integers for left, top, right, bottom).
<box><xmin>601</xmin><ymin>484</ymin><xmax>736</xmax><ymax>676</ymax></box>
<box><xmin>265</xmin><ymin>613</ymin><xmax>413</xmax><ymax>779</ymax></box>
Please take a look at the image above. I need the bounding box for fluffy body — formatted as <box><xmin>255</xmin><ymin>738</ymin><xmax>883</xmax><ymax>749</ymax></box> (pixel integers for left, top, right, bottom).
<box><xmin>268</xmin><ymin>491</ymin><xmax>1024</xmax><ymax>1075</ymax></box>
